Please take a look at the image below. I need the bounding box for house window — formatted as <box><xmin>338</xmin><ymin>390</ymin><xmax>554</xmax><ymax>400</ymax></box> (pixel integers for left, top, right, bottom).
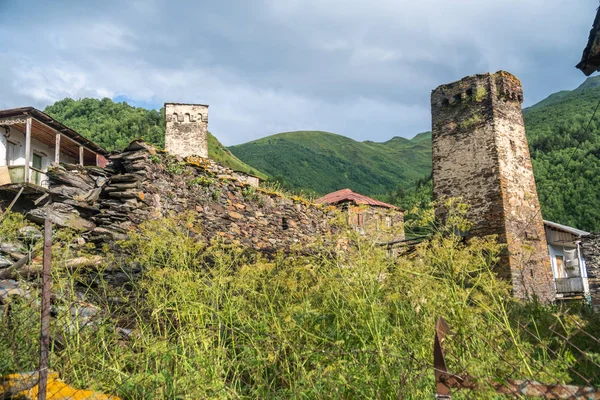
<box><xmin>350</xmin><ymin>212</ymin><xmax>363</xmax><ymax>227</ymax></box>
<box><xmin>282</xmin><ymin>217</ymin><xmax>289</xmax><ymax>230</ymax></box>
<box><xmin>349</xmin><ymin>210</ymin><xmax>365</xmax><ymax>234</ymax></box>
<box><xmin>555</xmin><ymin>255</ymin><xmax>565</xmax><ymax>278</ymax></box>
<box><xmin>6</xmin><ymin>141</ymin><xmax>19</xmax><ymax>165</ymax></box>
<box><xmin>386</xmin><ymin>216</ymin><xmax>392</xmax><ymax>228</ymax></box>
<box><xmin>32</xmin><ymin>153</ymin><xmax>43</xmax><ymax>185</ymax></box>
<box><xmin>563</xmin><ymin>249</ymin><xmax>581</xmax><ymax>277</ymax></box>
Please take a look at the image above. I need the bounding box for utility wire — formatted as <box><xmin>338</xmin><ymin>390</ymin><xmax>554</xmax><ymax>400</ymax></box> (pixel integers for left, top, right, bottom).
<box><xmin>514</xmin><ymin>95</ymin><xmax>600</xmax><ymax>240</ymax></box>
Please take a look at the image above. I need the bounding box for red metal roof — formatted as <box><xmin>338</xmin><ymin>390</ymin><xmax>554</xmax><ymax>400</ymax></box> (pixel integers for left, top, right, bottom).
<box><xmin>315</xmin><ymin>188</ymin><xmax>400</xmax><ymax>210</ymax></box>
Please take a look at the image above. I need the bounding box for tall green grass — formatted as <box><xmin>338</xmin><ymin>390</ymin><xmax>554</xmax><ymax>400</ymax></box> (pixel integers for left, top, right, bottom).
<box><xmin>0</xmin><ymin>210</ymin><xmax>598</xmax><ymax>399</ymax></box>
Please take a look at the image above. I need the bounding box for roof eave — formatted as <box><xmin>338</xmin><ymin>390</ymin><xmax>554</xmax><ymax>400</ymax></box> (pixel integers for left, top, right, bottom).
<box><xmin>0</xmin><ymin>107</ymin><xmax>108</xmax><ymax>155</ymax></box>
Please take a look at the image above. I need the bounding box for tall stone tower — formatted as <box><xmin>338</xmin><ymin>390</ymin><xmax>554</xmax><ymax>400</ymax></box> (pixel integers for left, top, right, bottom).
<box><xmin>165</xmin><ymin>103</ymin><xmax>209</xmax><ymax>158</ymax></box>
<box><xmin>431</xmin><ymin>71</ymin><xmax>555</xmax><ymax>302</ymax></box>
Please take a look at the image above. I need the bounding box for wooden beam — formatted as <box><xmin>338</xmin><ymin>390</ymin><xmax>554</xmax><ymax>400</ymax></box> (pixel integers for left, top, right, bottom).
<box><xmin>54</xmin><ymin>133</ymin><xmax>61</xmax><ymax>164</ymax></box>
<box><xmin>79</xmin><ymin>146</ymin><xmax>84</xmax><ymax>166</ymax></box>
<box><xmin>24</xmin><ymin>117</ymin><xmax>32</xmax><ymax>183</ymax></box>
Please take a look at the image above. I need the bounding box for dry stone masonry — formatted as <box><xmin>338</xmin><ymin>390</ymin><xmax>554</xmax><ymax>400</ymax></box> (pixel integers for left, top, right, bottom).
<box><xmin>23</xmin><ymin>141</ymin><xmax>335</xmax><ymax>254</ymax></box>
<box><xmin>165</xmin><ymin>103</ymin><xmax>209</xmax><ymax>158</ymax></box>
<box><xmin>579</xmin><ymin>233</ymin><xmax>600</xmax><ymax>311</ymax></box>
<box><xmin>431</xmin><ymin>71</ymin><xmax>555</xmax><ymax>303</ymax></box>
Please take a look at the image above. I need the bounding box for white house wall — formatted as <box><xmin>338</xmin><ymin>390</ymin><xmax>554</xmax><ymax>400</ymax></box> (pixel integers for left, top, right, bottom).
<box><xmin>2</xmin><ymin>126</ymin><xmax>78</xmax><ymax>168</ymax></box>
<box><xmin>1</xmin><ymin>126</ymin><xmax>79</xmax><ymax>187</ymax></box>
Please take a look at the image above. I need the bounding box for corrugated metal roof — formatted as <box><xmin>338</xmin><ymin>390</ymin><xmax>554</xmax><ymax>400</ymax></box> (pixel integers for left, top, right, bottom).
<box><xmin>315</xmin><ymin>188</ymin><xmax>400</xmax><ymax>210</ymax></box>
<box><xmin>543</xmin><ymin>220</ymin><xmax>590</xmax><ymax>237</ymax></box>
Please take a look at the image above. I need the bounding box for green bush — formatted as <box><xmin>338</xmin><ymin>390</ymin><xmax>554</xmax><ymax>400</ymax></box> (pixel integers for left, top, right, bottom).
<box><xmin>0</xmin><ymin>209</ymin><xmax>598</xmax><ymax>399</ymax></box>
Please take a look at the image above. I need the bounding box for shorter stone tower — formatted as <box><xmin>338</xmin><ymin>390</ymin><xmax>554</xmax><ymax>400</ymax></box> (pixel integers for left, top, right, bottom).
<box><xmin>165</xmin><ymin>103</ymin><xmax>209</xmax><ymax>158</ymax></box>
<box><xmin>431</xmin><ymin>71</ymin><xmax>555</xmax><ymax>302</ymax></box>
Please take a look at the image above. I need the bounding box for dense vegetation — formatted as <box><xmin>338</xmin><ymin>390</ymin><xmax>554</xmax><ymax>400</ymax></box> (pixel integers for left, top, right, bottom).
<box><xmin>524</xmin><ymin>76</ymin><xmax>600</xmax><ymax>231</ymax></box>
<box><xmin>43</xmin><ymin>75</ymin><xmax>600</xmax><ymax>231</ymax></box>
<box><xmin>1</xmin><ymin>210</ymin><xmax>598</xmax><ymax>398</ymax></box>
<box><xmin>229</xmin><ymin>131</ymin><xmax>432</xmax><ymax>196</ymax></box>
<box><xmin>44</xmin><ymin>98</ymin><xmax>265</xmax><ymax>178</ymax></box>
<box><xmin>233</xmin><ymin>77</ymin><xmax>600</xmax><ymax>232</ymax></box>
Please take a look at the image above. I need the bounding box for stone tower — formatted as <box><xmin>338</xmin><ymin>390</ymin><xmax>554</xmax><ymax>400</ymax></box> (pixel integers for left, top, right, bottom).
<box><xmin>165</xmin><ymin>103</ymin><xmax>209</xmax><ymax>158</ymax></box>
<box><xmin>431</xmin><ymin>71</ymin><xmax>555</xmax><ymax>302</ymax></box>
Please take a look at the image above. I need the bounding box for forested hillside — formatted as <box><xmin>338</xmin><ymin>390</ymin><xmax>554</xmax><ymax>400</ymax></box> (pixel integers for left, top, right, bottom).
<box><xmin>41</xmin><ymin>75</ymin><xmax>600</xmax><ymax>231</ymax></box>
<box><xmin>524</xmin><ymin>76</ymin><xmax>600</xmax><ymax>231</ymax></box>
<box><xmin>230</xmin><ymin>77</ymin><xmax>600</xmax><ymax>232</ymax></box>
<box><xmin>229</xmin><ymin>131</ymin><xmax>432</xmax><ymax>196</ymax></box>
<box><xmin>43</xmin><ymin>98</ymin><xmax>265</xmax><ymax>178</ymax></box>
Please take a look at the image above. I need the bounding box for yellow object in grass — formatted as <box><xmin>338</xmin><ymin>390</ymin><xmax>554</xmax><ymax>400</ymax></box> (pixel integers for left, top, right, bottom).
<box><xmin>1</xmin><ymin>371</ymin><xmax>120</xmax><ymax>400</ymax></box>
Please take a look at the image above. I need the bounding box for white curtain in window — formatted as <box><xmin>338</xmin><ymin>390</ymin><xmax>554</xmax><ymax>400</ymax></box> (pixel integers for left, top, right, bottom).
<box><xmin>563</xmin><ymin>249</ymin><xmax>581</xmax><ymax>277</ymax></box>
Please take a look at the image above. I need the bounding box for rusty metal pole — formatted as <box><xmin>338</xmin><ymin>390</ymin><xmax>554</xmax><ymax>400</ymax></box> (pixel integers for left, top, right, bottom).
<box><xmin>38</xmin><ymin>219</ymin><xmax>52</xmax><ymax>400</ymax></box>
<box><xmin>434</xmin><ymin>316</ymin><xmax>451</xmax><ymax>399</ymax></box>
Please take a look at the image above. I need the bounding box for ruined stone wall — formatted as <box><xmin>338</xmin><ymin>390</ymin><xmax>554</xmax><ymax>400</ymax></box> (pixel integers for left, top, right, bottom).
<box><xmin>28</xmin><ymin>141</ymin><xmax>335</xmax><ymax>254</ymax></box>
<box><xmin>347</xmin><ymin>204</ymin><xmax>404</xmax><ymax>244</ymax></box>
<box><xmin>165</xmin><ymin>103</ymin><xmax>209</xmax><ymax>159</ymax></box>
<box><xmin>579</xmin><ymin>234</ymin><xmax>600</xmax><ymax>311</ymax></box>
<box><xmin>431</xmin><ymin>71</ymin><xmax>555</xmax><ymax>302</ymax></box>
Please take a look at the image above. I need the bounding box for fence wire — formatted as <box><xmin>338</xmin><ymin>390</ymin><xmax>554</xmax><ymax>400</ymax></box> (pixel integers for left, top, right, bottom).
<box><xmin>435</xmin><ymin>314</ymin><xmax>600</xmax><ymax>399</ymax></box>
<box><xmin>1</xmin><ymin>222</ymin><xmax>599</xmax><ymax>399</ymax></box>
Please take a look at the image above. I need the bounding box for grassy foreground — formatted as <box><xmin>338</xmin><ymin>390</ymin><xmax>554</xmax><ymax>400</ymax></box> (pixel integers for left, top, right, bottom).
<box><xmin>0</xmin><ymin>209</ymin><xmax>598</xmax><ymax>399</ymax></box>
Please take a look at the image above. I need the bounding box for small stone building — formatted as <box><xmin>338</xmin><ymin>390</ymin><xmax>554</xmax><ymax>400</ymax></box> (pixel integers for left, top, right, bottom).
<box><xmin>579</xmin><ymin>233</ymin><xmax>600</xmax><ymax>312</ymax></box>
<box><xmin>315</xmin><ymin>188</ymin><xmax>405</xmax><ymax>245</ymax></box>
<box><xmin>165</xmin><ymin>103</ymin><xmax>209</xmax><ymax>158</ymax></box>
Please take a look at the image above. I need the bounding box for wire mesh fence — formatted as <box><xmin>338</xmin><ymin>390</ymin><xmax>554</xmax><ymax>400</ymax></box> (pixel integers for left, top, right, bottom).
<box><xmin>1</xmin><ymin>217</ymin><xmax>599</xmax><ymax>399</ymax></box>
<box><xmin>434</xmin><ymin>314</ymin><xmax>600</xmax><ymax>399</ymax></box>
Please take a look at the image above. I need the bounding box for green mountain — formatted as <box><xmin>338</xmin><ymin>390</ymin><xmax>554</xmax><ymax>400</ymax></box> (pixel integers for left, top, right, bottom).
<box><xmin>230</xmin><ymin>76</ymin><xmax>600</xmax><ymax>232</ymax></box>
<box><xmin>524</xmin><ymin>75</ymin><xmax>600</xmax><ymax>231</ymax></box>
<box><xmin>42</xmin><ymin>75</ymin><xmax>600</xmax><ymax>231</ymax></box>
<box><xmin>44</xmin><ymin>98</ymin><xmax>266</xmax><ymax>178</ymax></box>
<box><xmin>229</xmin><ymin>130</ymin><xmax>432</xmax><ymax>196</ymax></box>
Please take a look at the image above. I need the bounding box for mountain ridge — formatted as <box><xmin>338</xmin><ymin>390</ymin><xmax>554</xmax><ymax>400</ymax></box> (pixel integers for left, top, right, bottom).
<box><xmin>40</xmin><ymin>74</ymin><xmax>600</xmax><ymax>231</ymax></box>
<box><xmin>229</xmin><ymin>130</ymin><xmax>432</xmax><ymax>196</ymax></box>
<box><xmin>231</xmin><ymin>75</ymin><xmax>600</xmax><ymax>231</ymax></box>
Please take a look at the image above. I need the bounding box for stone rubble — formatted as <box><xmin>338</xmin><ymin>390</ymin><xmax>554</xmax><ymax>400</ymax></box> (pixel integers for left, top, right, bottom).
<box><xmin>25</xmin><ymin>140</ymin><xmax>335</xmax><ymax>254</ymax></box>
<box><xmin>579</xmin><ymin>233</ymin><xmax>600</xmax><ymax>312</ymax></box>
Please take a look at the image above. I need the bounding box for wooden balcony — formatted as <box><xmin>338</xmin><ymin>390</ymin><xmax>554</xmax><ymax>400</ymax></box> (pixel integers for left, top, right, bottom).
<box><xmin>6</xmin><ymin>165</ymin><xmax>47</xmax><ymax>187</ymax></box>
<box><xmin>555</xmin><ymin>277</ymin><xmax>585</xmax><ymax>294</ymax></box>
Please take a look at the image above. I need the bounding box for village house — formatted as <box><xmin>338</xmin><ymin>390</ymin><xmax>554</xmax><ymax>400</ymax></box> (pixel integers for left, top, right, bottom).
<box><xmin>0</xmin><ymin>107</ymin><xmax>108</xmax><ymax>192</ymax></box>
<box><xmin>430</xmin><ymin>70</ymin><xmax>599</xmax><ymax>307</ymax></box>
<box><xmin>0</xmin><ymin>100</ymin><xmax>596</xmax><ymax>307</ymax></box>
<box><xmin>544</xmin><ymin>220</ymin><xmax>590</xmax><ymax>301</ymax></box>
<box><xmin>315</xmin><ymin>188</ymin><xmax>405</xmax><ymax>247</ymax></box>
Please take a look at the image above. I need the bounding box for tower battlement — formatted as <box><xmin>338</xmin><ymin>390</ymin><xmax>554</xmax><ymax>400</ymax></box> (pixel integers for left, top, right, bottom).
<box><xmin>432</xmin><ymin>71</ymin><xmax>523</xmax><ymax>109</ymax></box>
<box><xmin>165</xmin><ymin>103</ymin><xmax>209</xmax><ymax>158</ymax></box>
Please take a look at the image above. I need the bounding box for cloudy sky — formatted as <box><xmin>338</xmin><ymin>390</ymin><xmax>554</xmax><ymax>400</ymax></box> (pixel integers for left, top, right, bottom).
<box><xmin>0</xmin><ymin>0</ymin><xmax>597</xmax><ymax>145</ymax></box>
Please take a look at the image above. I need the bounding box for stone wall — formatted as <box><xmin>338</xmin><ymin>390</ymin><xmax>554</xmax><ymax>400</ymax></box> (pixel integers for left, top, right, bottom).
<box><xmin>165</xmin><ymin>103</ymin><xmax>209</xmax><ymax>158</ymax></box>
<box><xmin>431</xmin><ymin>71</ymin><xmax>555</xmax><ymax>303</ymax></box>
<box><xmin>25</xmin><ymin>141</ymin><xmax>336</xmax><ymax>254</ymax></box>
<box><xmin>346</xmin><ymin>204</ymin><xmax>404</xmax><ymax>244</ymax></box>
<box><xmin>579</xmin><ymin>234</ymin><xmax>600</xmax><ymax>311</ymax></box>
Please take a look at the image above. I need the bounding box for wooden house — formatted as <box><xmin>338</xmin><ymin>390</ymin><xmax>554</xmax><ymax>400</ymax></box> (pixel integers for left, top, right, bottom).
<box><xmin>0</xmin><ymin>107</ymin><xmax>108</xmax><ymax>192</ymax></box>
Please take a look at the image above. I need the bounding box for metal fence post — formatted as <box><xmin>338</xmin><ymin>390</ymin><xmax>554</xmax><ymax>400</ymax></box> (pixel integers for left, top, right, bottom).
<box><xmin>434</xmin><ymin>316</ymin><xmax>452</xmax><ymax>399</ymax></box>
<box><xmin>38</xmin><ymin>219</ymin><xmax>52</xmax><ymax>400</ymax></box>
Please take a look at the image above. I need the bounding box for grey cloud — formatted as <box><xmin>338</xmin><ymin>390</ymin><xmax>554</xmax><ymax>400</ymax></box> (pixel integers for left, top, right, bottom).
<box><xmin>0</xmin><ymin>0</ymin><xmax>597</xmax><ymax>145</ymax></box>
